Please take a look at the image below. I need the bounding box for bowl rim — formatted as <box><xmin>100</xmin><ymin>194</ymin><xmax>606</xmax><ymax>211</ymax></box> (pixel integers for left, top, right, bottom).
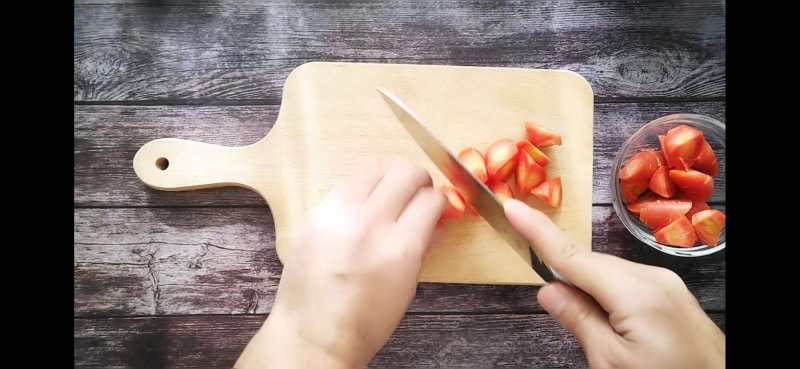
<box><xmin>610</xmin><ymin>113</ymin><xmax>725</xmax><ymax>257</ymax></box>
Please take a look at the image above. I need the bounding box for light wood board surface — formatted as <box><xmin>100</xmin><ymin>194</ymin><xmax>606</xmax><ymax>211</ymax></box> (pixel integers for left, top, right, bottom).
<box><xmin>133</xmin><ymin>62</ymin><xmax>594</xmax><ymax>284</ymax></box>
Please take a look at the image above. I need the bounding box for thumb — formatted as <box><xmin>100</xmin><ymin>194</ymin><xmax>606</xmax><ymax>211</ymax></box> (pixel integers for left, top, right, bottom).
<box><xmin>538</xmin><ymin>282</ymin><xmax>620</xmax><ymax>350</ymax></box>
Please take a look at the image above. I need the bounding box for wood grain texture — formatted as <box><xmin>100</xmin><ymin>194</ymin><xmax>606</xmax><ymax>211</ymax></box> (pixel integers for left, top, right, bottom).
<box><xmin>75</xmin><ymin>206</ymin><xmax>725</xmax><ymax>317</ymax></box>
<box><xmin>74</xmin><ymin>102</ymin><xmax>725</xmax><ymax>207</ymax></box>
<box><xmin>73</xmin><ymin>0</ymin><xmax>725</xmax><ymax>101</ymax></box>
<box><xmin>74</xmin><ymin>313</ymin><xmax>725</xmax><ymax>369</ymax></box>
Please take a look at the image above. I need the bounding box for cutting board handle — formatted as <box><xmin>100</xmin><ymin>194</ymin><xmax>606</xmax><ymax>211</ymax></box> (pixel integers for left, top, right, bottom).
<box><xmin>133</xmin><ymin>138</ymin><xmax>254</xmax><ymax>192</ymax></box>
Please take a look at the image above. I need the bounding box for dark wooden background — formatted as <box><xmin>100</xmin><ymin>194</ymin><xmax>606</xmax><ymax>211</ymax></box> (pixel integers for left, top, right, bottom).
<box><xmin>74</xmin><ymin>1</ymin><xmax>726</xmax><ymax>368</ymax></box>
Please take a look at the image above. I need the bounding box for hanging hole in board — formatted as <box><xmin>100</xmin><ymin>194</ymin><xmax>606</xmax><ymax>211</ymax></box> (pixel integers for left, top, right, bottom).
<box><xmin>156</xmin><ymin>157</ymin><xmax>169</xmax><ymax>171</ymax></box>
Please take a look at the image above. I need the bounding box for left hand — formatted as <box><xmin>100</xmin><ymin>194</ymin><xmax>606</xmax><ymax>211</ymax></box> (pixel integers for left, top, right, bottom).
<box><xmin>236</xmin><ymin>157</ymin><xmax>446</xmax><ymax>369</ymax></box>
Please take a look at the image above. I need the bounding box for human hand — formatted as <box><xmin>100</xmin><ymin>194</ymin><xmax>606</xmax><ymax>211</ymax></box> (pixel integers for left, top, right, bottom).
<box><xmin>504</xmin><ymin>199</ymin><xmax>724</xmax><ymax>369</ymax></box>
<box><xmin>236</xmin><ymin>157</ymin><xmax>446</xmax><ymax>369</ymax></box>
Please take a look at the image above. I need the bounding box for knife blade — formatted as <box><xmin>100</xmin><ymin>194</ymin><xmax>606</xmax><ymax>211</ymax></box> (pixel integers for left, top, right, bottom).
<box><xmin>377</xmin><ymin>87</ymin><xmax>567</xmax><ymax>284</ymax></box>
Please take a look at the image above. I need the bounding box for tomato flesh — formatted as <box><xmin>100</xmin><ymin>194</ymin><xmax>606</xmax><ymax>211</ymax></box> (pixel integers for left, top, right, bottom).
<box><xmin>485</xmin><ymin>139</ymin><xmax>518</xmax><ymax>182</ymax></box>
<box><xmin>525</xmin><ymin>121</ymin><xmax>562</xmax><ymax>147</ymax></box>
<box><xmin>619</xmin><ymin>150</ymin><xmax>662</xmax><ymax>182</ymax></box>
<box><xmin>655</xmin><ymin>216</ymin><xmax>698</xmax><ymax>247</ymax></box>
<box><xmin>648</xmin><ymin>165</ymin><xmax>677</xmax><ymax>198</ymax></box>
<box><xmin>692</xmin><ymin>139</ymin><xmax>719</xmax><ymax>176</ymax></box>
<box><xmin>669</xmin><ymin>169</ymin><xmax>714</xmax><ymax>202</ymax></box>
<box><xmin>691</xmin><ymin>209</ymin><xmax>726</xmax><ymax>246</ymax></box>
<box><xmin>664</xmin><ymin>125</ymin><xmax>704</xmax><ymax>170</ymax></box>
<box><xmin>515</xmin><ymin>150</ymin><xmax>547</xmax><ymax>195</ymax></box>
<box><xmin>458</xmin><ymin>147</ymin><xmax>489</xmax><ymax>183</ymax></box>
<box><xmin>531</xmin><ymin>177</ymin><xmax>562</xmax><ymax>207</ymax></box>
<box><xmin>639</xmin><ymin>199</ymin><xmax>692</xmax><ymax>230</ymax></box>
<box><xmin>516</xmin><ymin>140</ymin><xmax>550</xmax><ymax>167</ymax></box>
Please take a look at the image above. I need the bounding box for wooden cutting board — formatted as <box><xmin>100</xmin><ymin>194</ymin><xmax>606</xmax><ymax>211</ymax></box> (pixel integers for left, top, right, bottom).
<box><xmin>133</xmin><ymin>62</ymin><xmax>594</xmax><ymax>285</ymax></box>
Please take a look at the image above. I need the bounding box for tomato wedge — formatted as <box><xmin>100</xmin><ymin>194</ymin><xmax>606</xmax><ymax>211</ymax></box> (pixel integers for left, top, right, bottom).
<box><xmin>669</xmin><ymin>169</ymin><xmax>714</xmax><ymax>202</ymax></box>
<box><xmin>664</xmin><ymin>125</ymin><xmax>705</xmax><ymax>170</ymax></box>
<box><xmin>619</xmin><ymin>150</ymin><xmax>662</xmax><ymax>182</ymax></box>
<box><xmin>489</xmin><ymin>181</ymin><xmax>514</xmax><ymax>203</ymax></box>
<box><xmin>620</xmin><ymin>178</ymin><xmax>649</xmax><ymax>204</ymax></box>
<box><xmin>458</xmin><ymin>147</ymin><xmax>489</xmax><ymax>183</ymax></box>
<box><xmin>440</xmin><ymin>186</ymin><xmax>467</xmax><ymax>222</ymax></box>
<box><xmin>691</xmin><ymin>209</ymin><xmax>725</xmax><ymax>246</ymax></box>
<box><xmin>658</xmin><ymin>135</ymin><xmax>678</xmax><ymax>169</ymax></box>
<box><xmin>531</xmin><ymin>177</ymin><xmax>562</xmax><ymax>207</ymax></box>
<box><xmin>655</xmin><ymin>216</ymin><xmax>698</xmax><ymax>247</ymax></box>
<box><xmin>626</xmin><ymin>192</ymin><xmax>662</xmax><ymax>213</ymax></box>
<box><xmin>692</xmin><ymin>139</ymin><xmax>719</xmax><ymax>177</ymax></box>
<box><xmin>639</xmin><ymin>199</ymin><xmax>692</xmax><ymax>230</ymax></box>
<box><xmin>684</xmin><ymin>199</ymin><xmax>710</xmax><ymax>219</ymax></box>
<box><xmin>516</xmin><ymin>150</ymin><xmax>547</xmax><ymax>195</ymax></box>
<box><xmin>485</xmin><ymin>139</ymin><xmax>518</xmax><ymax>182</ymax></box>
<box><xmin>648</xmin><ymin>165</ymin><xmax>677</xmax><ymax>198</ymax></box>
<box><xmin>516</xmin><ymin>140</ymin><xmax>550</xmax><ymax>167</ymax></box>
<box><xmin>525</xmin><ymin>121</ymin><xmax>562</xmax><ymax>147</ymax></box>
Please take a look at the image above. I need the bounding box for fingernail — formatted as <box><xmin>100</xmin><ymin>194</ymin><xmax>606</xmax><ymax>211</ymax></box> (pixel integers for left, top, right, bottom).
<box><xmin>538</xmin><ymin>283</ymin><xmax>568</xmax><ymax>316</ymax></box>
<box><xmin>503</xmin><ymin>198</ymin><xmax>527</xmax><ymax>215</ymax></box>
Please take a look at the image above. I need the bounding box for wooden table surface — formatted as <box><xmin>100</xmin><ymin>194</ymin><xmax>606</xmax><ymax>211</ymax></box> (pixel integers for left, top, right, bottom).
<box><xmin>74</xmin><ymin>1</ymin><xmax>726</xmax><ymax>368</ymax></box>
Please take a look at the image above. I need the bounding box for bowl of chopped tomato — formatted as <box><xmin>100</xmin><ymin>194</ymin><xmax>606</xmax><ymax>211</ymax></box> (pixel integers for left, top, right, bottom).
<box><xmin>611</xmin><ymin>114</ymin><xmax>725</xmax><ymax>257</ymax></box>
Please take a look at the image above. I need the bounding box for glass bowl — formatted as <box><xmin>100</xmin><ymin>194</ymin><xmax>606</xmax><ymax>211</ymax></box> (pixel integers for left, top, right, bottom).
<box><xmin>610</xmin><ymin>114</ymin><xmax>725</xmax><ymax>257</ymax></box>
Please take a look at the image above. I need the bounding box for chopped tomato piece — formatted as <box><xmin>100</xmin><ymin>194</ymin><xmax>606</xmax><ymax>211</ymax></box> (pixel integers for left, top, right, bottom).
<box><xmin>489</xmin><ymin>181</ymin><xmax>514</xmax><ymax>203</ymax></box>
<box><xmin>515</xmin><ymin>150</ymin><xmax>547</xmax><ymax>195</ymax></box>
<box><xmin>620</xmin><ymin>178</ymin><xmax>649</xmax><ymax>204</ymax></box>
<box><xmin>531</xmin><ymin>177</ymin><xmax>562</xmax><ymax>207</ymax></box>
<box><xmin>648</xmin><ymin>166</ymin><xmax>677</xmax><ymax>198</ymax></box>
<box><xmin>684</xmin><ymin>199</ymin><xmax>710</xmax><ymax>219</ymax></box>
<box><xmin>669</xmin><ymin>169</ymin><xmax>714</xmax><ymax>202</ymax></box>
<box><xmin>439</xmin><ymin>186</ymin><xmax>466</xmax><ymax>222</ymax></box>
<box><xmin>525</xmin><ymin>121</ymin><xmax>562</xmax><ymax>147</ymax></box>
<box><xmin>626</xmin><ymin>192</ymin><xmax>662</xmax><ymax>213</ymax></box>
<box><xmin>664</xmin><ymin>125</ymin><xmax>705</xmax><ymax>170</ymax></box>
<box><xmin>485</xmin><ymin>139</ymin><xmax>518</xmax><ymax>182</ymax></box>
<box><xmin>458</xmin><ymin>147</ymin><xmax>489</xmax><ymax>183</ymax></box>
<box><xmin>655</xmin><ymin>216</ymin><xmax>698</xmax><ymax>247</ymax></box>
<box><xmin>516</xmin><ymin>140</ymin><xmax>550</xmax><ymax>167</ymax></box>
<box><xmin>658</xmin><ymin>135</ymin><xmax>678</xmax><ymax>169</ymax></box>
<box><xmin>691</xmin><ymin>209</ymin><xmax>726</xmax><ymax>246</ymax></box>
<box><xmin>639</xmin><ymin>199</ymin><xmax>692</xmax><ymax>230</ymax></box>
<box><xmin>692</xmin><ymin>139</ymin><xmax>719</xmax><ymax>176</ymax></box>
<box><xmin>619</xmin><ymin>150</ymin><xmax>662</xmax><ymax>182</ymax></box>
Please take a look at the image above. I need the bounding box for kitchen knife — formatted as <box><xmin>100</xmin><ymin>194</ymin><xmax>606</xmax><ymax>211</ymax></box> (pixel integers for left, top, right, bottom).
<box><xmin>377</xmin><ymin>87</ymin><xmax>568</xmax><ymax>284</ymax></box>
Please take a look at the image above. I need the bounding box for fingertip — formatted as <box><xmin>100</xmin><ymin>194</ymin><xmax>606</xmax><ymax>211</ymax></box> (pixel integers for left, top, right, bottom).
<box><xmin>537</xmin><ymin>283</ymin><xmax>569</xmax><ymax>316</ymax></box>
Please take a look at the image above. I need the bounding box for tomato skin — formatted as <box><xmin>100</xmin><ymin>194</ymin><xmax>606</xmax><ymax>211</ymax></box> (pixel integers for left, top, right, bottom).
<box><xmin>649</xmin><ymin>165</ymin><xmax>677</xmax><ymax>198</ymax></box>
<box><xmin>532</xmin><ymin>177</ymin><xmax>562</xmax><ymax>208</ymax></box>
<box><xmin>692</xmin><ymin>209</ymin><xmax>726</xmax><ymax>246</ymax></box>
<box><xmin>619</xmin><ymin>150</ymin><xmax>662</xmax><ymax>182</ymax></box>
<box><xmin>516</xmin><ymin>140</ymin><xmax>550</xmax><ymax>167</ymax></box>
<box><xmin>626</xmin><ymin>192</ymin><xmax>662</xmax><ymax>213</ymax></box>
<box><xmin>664</xmin><ymin>125</ymin><xmax>705</xmax><ymax>170</ymax></box>
<box><xmin>516</xmin><ymin>150</ymin><xmax>547</xmax><ymax>195</ymax></box>
<box><xmin>525</xmin><ymin>121</ymin><xmax>562</xmax><ymax>147</ymax></box>
<box><xmin>692</xmin><ymin>139</ymin><xmax>719</xmax><ymax>176</ymax></box>
<box><xmin>668</xmin><ymin>169</ymin><xmax>714</xmax><ymax>202</ymax></box>
<box><xmin>639</xmin><ymin>199</ymin><xmax>692</xmax><ymax>230</ymax></box>
<box><xmin>458</xmin><ymin>148</ymin><xmax>489</xmax><ymax>183</ymax></box>
<box><xmin>489</xmin><ymin>181</ymin><xmax>514</xmax><ymax>203</ymax></box>
<box><xmin>655</xmin><ymin>216</ymin><xmax>698</xmax><ymax>247</ymax></box>
<box><xmin>485</xmin><ymin>139</ymin><xmax>519</xmax><ymax>182</ymax></box>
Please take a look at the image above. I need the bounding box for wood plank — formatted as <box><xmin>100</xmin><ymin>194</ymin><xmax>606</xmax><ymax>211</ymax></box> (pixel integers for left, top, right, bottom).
<box><xmin>73</xmin><ymin>0</ymin><xmax>725</xmax><ymax>101</ymax></box>
<box><xmin>74</xmin><ymin>206</ymin><xmax>725</xmax><ymax>317</ymax></box>
<box><xmin>74</xmin><ymin>102</ymin><xmax>726</xmax><ymax>207</ymax></box>
<box><xmin>74</xmin><ymin>313</ymin><xmax>725</xmax><ymax>369</ymax></box>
